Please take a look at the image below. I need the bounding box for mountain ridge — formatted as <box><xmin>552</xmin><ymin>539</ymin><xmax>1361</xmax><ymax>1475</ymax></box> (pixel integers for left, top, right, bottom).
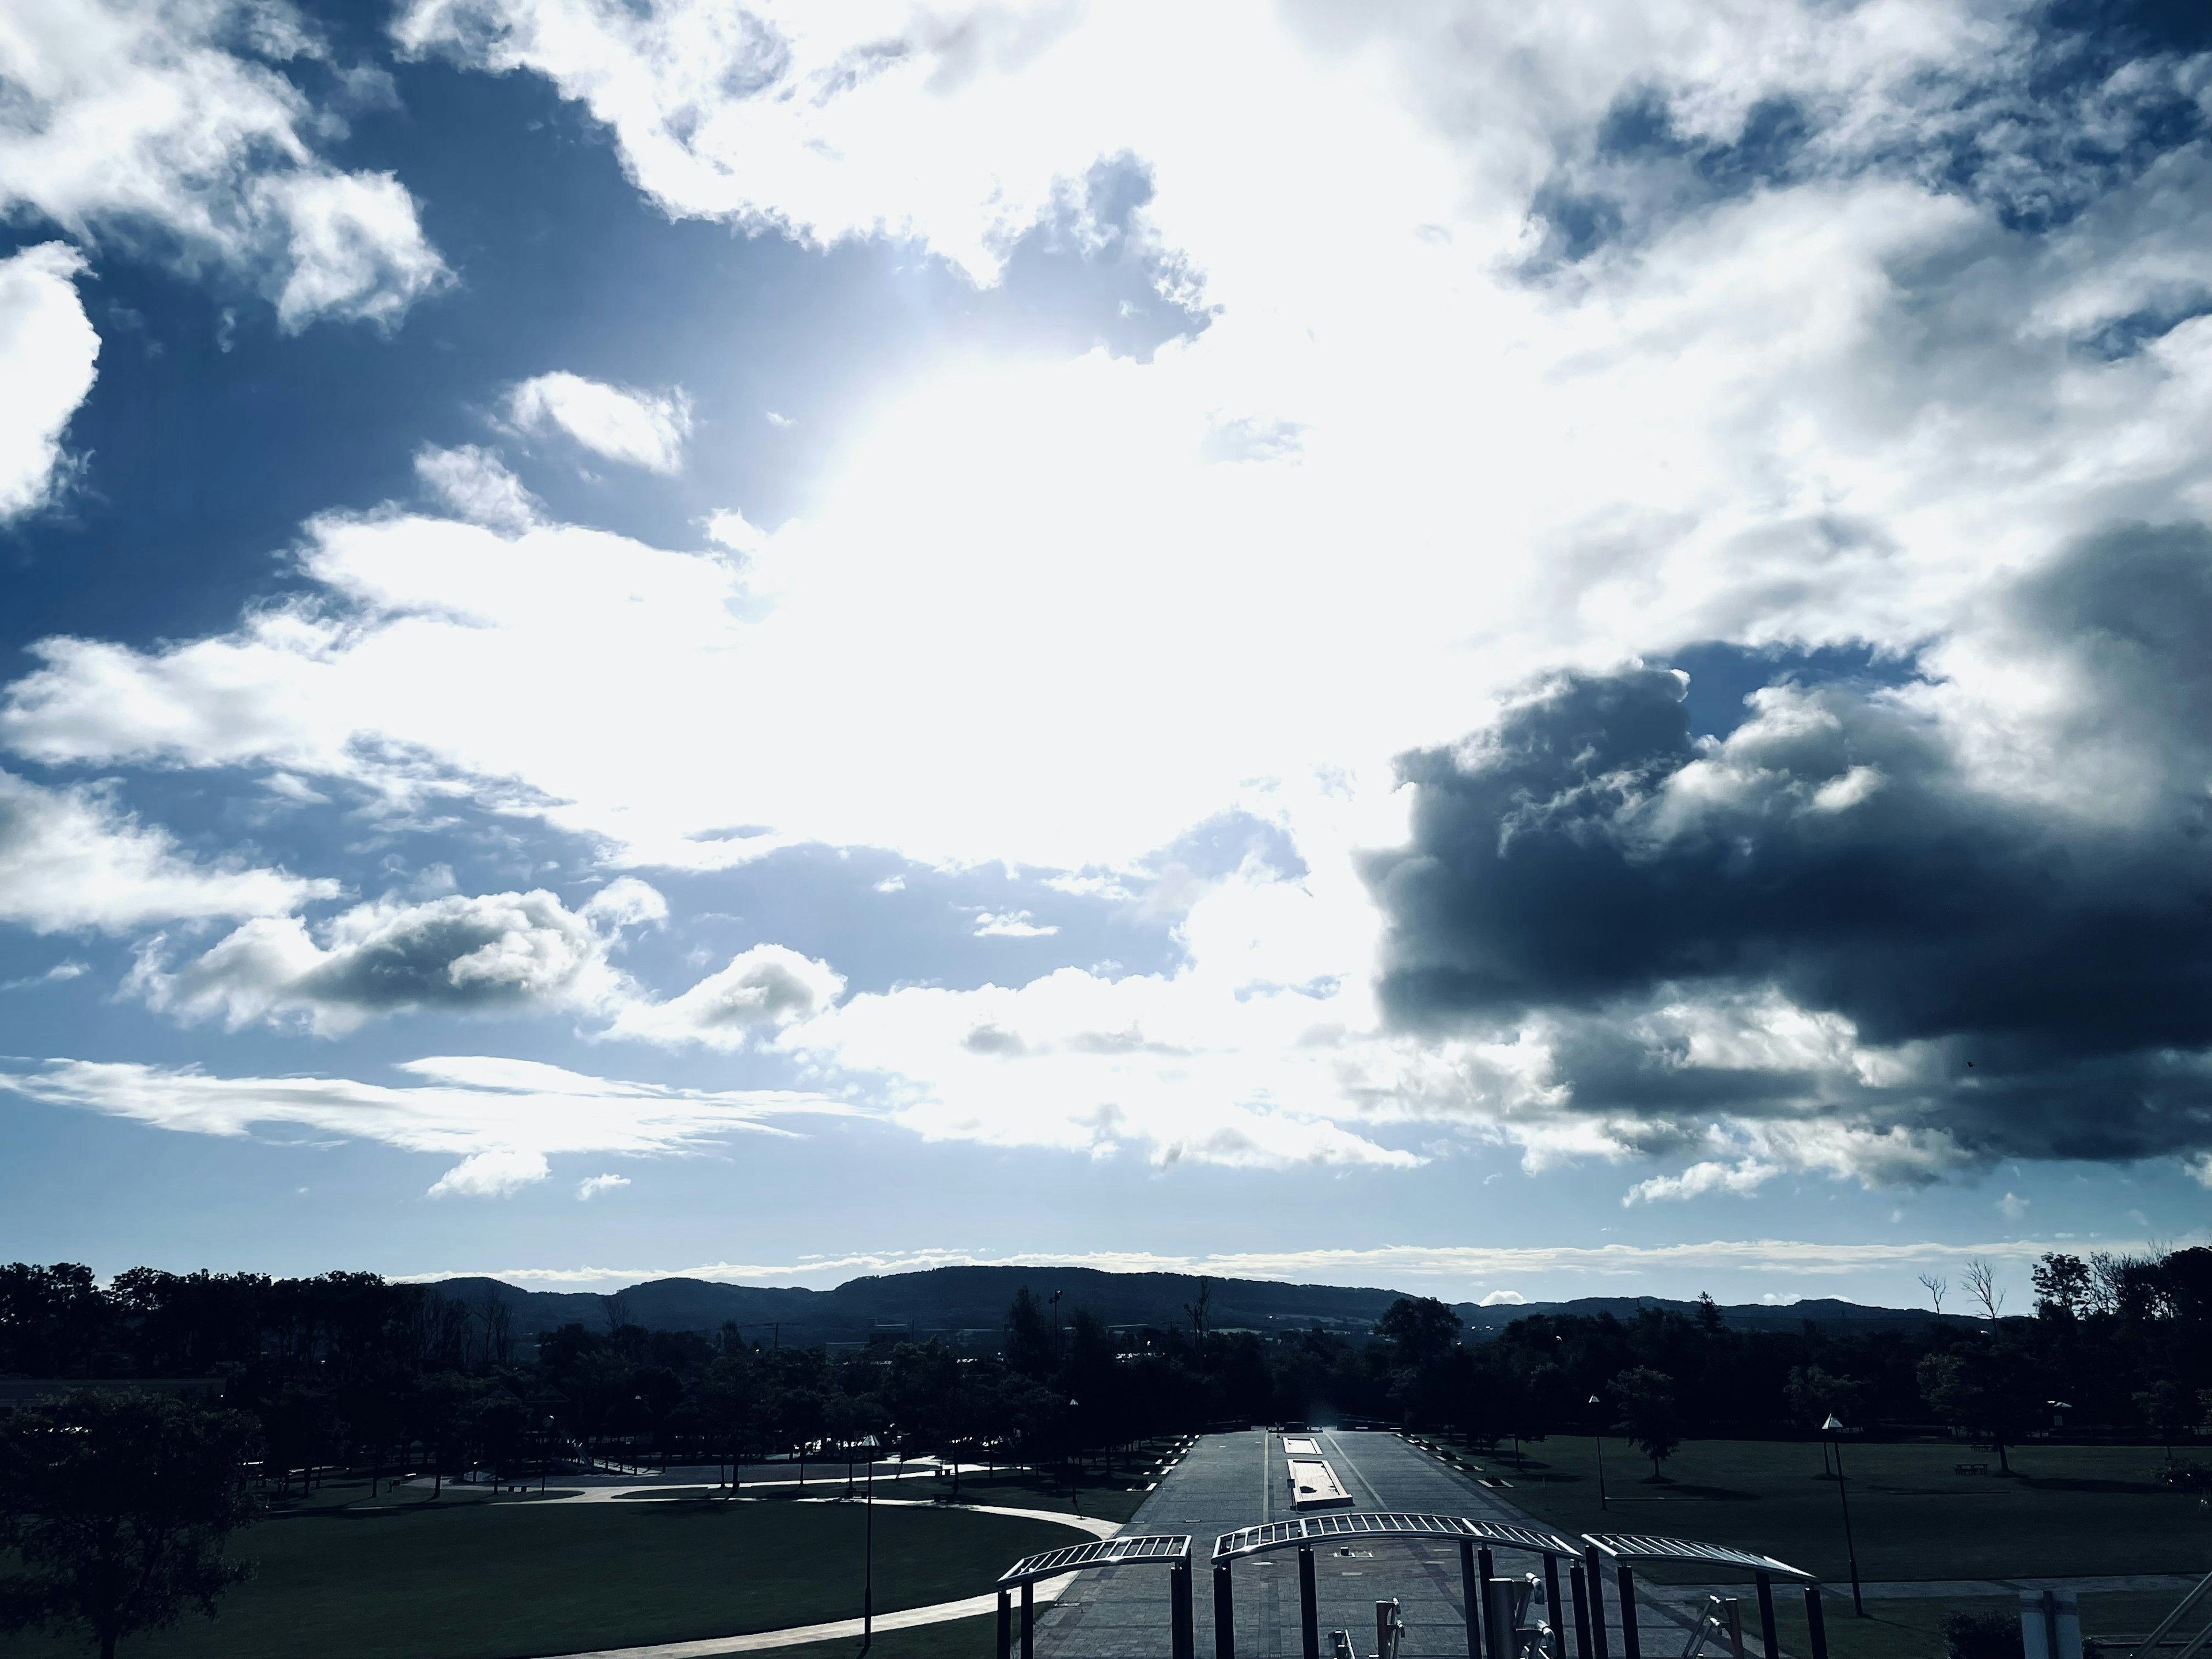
<box><xmin>426</xmin><ymin>1264</ymin><xmax>1976</xmax><ymax>1345</ymax></box>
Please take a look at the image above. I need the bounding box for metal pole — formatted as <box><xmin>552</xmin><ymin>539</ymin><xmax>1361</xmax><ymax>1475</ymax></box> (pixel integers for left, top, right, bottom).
<box><xmin>1172</xmin><ymin>1559</ymin><xmax>1196</xmax><ymax>1659</ymax></box>
<box><xmin>1584</xmin><ymin>1549</ymin><xmax>1610</xmax><ymax>1659</ymax></box>
<box><xmin>1833</xmin><ymin>1435</ymin><xmax>1863</xmax><ymax>1616</ymax></box>
<box><xmin>1461</xmin><ymin>1540</ymin><xmax>1482</xmax><ymax>1659</ymax></box>
<box><xmin>997</xmin><ymin>1590</ymin><xmax>1012</xmax><ymax>1659</ymax></box>
<box><xmin>1480</xmin><ymin>1549</ymin><xmax>1498</xmax><ymax>1659</ymax></box>
<box><xmin>1755</xmin><ymin>1575</ymin><xmax>1778</xmax><ymax>1659</ymax></box>
<box><xmin>1491</xmin><ymin>1581</ymin><xmax>1517</xmax><ymax>1659</ymax></box>
<box><xmin>1616</xmin><ymin>1567</ymin><xmax>1641</xmax><ymax>1659</ymax></box>
<box><xmin>1804</xmin><ymin>1586</ymin><xmax>1830</xmax><ymax>1659</ymax></box>
<box><xmin>1215</xmin><ymin>1561</ymin><xmax>1236</xmax><ymax>1659</ymax></box>
<box><xmin>861</xmin><ymin>1452</ymin><xmax>874</xmax><ymax>1654</ymax></box>
<box><xmin>1546</xmin><ymin>1556</ymin><xmax>1566</xmax><ymax>1659</ymax></box>
<box><xmin>1571</xmin><ymin>1563</ymin><xmax>1594</xmax><ymax>1659</ymax></box>
<box><xmin>1300</xmin><ymin>1544</ymin><xmax>1321</xmax><ymax>1659</ymax></box>
<box><xmin>1021</xmin><ymin>1580</ymin><xmax>1035</xmax><ymax>1659</ymax></box>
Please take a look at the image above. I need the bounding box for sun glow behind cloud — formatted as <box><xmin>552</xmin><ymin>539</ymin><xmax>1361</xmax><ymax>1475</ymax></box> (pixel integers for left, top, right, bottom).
<box><xmin>5</xmin><ymin>0</ymin><xmax>2212</xmax><ymax>1213</ymax></box>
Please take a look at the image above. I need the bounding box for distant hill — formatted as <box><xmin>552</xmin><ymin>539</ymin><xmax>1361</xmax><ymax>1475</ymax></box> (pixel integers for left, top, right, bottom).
<box><xmin>426</xmin><ymin>1265</ymin><xmax>1974</xmax><ymax>1348</ymax></box>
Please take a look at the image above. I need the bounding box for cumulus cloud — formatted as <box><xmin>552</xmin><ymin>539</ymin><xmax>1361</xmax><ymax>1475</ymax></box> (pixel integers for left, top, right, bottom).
<box><xmin>129</xmin><ymin>877</ymin><xmax>667</xmax><ymax>1035</ymax></box>
<box><xmin>0</xmin><ymin>245</ymin><xmax>99</xmax><ymax>521</ymax></box>
<box><xmin>1365</xmin><ymin>526</ymin><xmax>2212</xmax><ymax>1183</ymax></box>
<box><xmin>16</xmin><ymin>1</ymin><xmax>2212</xmax><ymax>1192</ymax></box>
<box><xmin>506</xmin><ymin>373</ymin><xmax>691</xmax><ymax>472</ymax></box>
<box><xmin>1</xmin><ymin>0</ymin><xmax>448</xmax><ymax>329</ymax></box>
<box><xmin>0</xmin><ymin>1054</ymin><xmax>857</xmax><ymax>1197</ymax></box>
<box><xmin>412</xmin><ymin>444</ymin><xmax>541</xmax><ymax>532</ymax></box>
<box><xmin>0</xmin><ymin>768</ymin><xmax>332</xmax><ymax>933</ymax></box>
<box><xmin>429</xmin><ymin>1148</ymin><xmax>548</xmax><ymax>1198</ymax></box>
<box><xmin>576</xmin><ymin>1172</ymin><xmax>628</xmax><ymax>1199</ymax></box>
<box><xmin>607</xmin><ymin>943</ymin><xmax>843</xmax><ymax>1051</ymax></box>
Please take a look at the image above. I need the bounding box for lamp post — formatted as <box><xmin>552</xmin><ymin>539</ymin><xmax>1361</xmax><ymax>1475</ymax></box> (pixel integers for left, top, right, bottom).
<box><xmin>859</xmin><ymin>1433</ymin><xmax>880</xmax><ymax>1654</ymax></box>
<box><xmin>1067</xmin><ymin>1400</ymin><xmax>1081</xmax><ymax>1516</ymax></box>
<box><xmin>1822</xmin><ymin>1414</ymin><xmax>1863</xmax><ymax>1616</ymax></box>
<box><xmin>1589</xmin><ymin>1395</ymin><xmax>1608</xmax><ymax>1511</ymax></box>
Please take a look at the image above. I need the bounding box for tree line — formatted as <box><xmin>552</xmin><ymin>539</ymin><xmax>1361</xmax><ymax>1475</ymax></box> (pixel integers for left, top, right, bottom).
<box><xmin>3</xmin><ymin>1247</ymin><xmax>2210</xmax><ymax>1495</ymax></box>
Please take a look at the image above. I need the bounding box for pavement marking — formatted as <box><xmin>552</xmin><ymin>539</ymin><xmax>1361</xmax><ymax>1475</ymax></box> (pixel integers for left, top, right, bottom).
<box><xmin>1320</xmin><ymin>1430</ymin><xmax>1389</xmax><ymax>1509</ymax></box>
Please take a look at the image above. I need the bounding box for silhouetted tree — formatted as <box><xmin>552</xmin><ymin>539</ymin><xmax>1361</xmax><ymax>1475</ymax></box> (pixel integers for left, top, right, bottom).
<box><xmin>0</xmin><ymin>1390</ymin><xmax>257</xmax><ymax>1659</ymax></box>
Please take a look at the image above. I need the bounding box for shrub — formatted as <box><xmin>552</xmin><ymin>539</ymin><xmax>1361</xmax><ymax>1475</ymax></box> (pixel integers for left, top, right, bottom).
<box><xmin>1942</xmin><ymin>1611</ymin><xmax>2022</xmax><ymax>1659</ymax></box>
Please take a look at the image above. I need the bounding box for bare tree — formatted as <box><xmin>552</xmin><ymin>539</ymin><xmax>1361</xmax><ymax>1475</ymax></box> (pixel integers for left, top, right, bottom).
<box><xmin>1918</xmin><ymin>1272</ymin><xmax>1948</xmax><ymax>1315</ymax></box>
<box><xmin>603</xmin><ymin>1291</ymin><xmax>635</xmax><ymax>1335</ymax></box>
<box><xmin>1963</xmin><ymin>1256</ymin><xmax>2005</xmax><ymax>1321</ymax></box>
<box><xmin>475</xmin><ymin>1287</ymin><xmax>514</xmax><ymax>1368</ymax></box>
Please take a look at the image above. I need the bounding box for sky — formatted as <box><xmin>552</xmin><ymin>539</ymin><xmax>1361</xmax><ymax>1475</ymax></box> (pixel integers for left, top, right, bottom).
<box><xmin>3</xmin><ymin>0</ymin><xmax>2212</xmax><ymax>1314</ymax></box>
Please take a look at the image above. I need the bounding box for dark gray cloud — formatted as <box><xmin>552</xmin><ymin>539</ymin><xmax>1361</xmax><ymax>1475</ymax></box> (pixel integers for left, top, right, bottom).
<box><xmin>1363</xmin><ymin>524</ymin><xmax>2212</xmax><ymax>1171</ymax></box>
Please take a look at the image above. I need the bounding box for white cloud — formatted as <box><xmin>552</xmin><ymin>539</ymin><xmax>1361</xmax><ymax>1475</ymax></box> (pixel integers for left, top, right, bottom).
<box><xmin>16</xmin><ymin>1</ymin><xmax>2212</xmax><ymax>1186</ymax></box>
<box><xmin>576</xmin><ymin>1172</ymin><xmax>629</xmax><ymax>1199</ymax></box>
<box><xmin>414</xmin><ymin>444</ymin><xmax>540</xmax><ymax>532</ymax></box>
<box><xmin>0</xmin><ymin>245</ymin><xmax>99</xmax><ymax>521</ymax></box>
<box><xmin>1</xmin><ymin>961</ymin><xmax>90</xmax><ymax>991</ymax></box>
<box><xmin>1625</xmin><ymin>1160</ymin><xmax>1782</xmax><ymax>1206</ymax></box>
<box><xmin>0</xmin><ymin>767</ymin><xmax>334</xmax><ymax>933</ymax></box>
<box><xmin>607</xmin><ymin>942</ymin><xmax>843</xmax><ymax>1051</ymax></box>
<box><xmin>128</xmin><ymin>878</ymin><xmax>668</xmax><ymax>1036</ymax></box>
<box><xmin>972</xmin><ymin>910</ymin><xmax>1057</xmax><ymax>938</ymax></box>
<box><xmin>1478</xmin><ymin>1290</ymin><xmax>1527</xmax><ymax>1306</ymax></box>
<box><xmin>0</xmin><ymin>0</ymin><xmax>448</xmax><ymax>330</ymax></box>
<box><xmin>1998</xmin><ymin>1190</ymin><xmax>2031</xmax><ymax>1219</ymax></box>
<box><xmin>0</xmin><ymin>1055</ymin><xmax>861</xmax><ymax>1196</ymax></box>
<box><xmin>507</xmin><ymin>372</ymin><xmax>692</xmax><ymax>472</ymax></box>
<box><xmin>429</xmin><ymin>1148</ymin><xmax>548</xmax><ymax>1198</ymax></box>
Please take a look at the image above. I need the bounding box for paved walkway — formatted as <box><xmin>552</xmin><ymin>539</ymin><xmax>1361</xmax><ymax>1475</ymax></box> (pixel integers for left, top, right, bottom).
<box><xmin>1035</xmin><ymin>1431</ymin><xmax>2204</xmax><ymax>1659</ymax></box>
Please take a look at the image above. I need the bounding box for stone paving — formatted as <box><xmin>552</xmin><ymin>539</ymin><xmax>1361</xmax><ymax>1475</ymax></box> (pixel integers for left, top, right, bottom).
<box><xmin>1030</xmin><ymin>1429</ymin><xmax>2207</xmax><ymax>1659</ymax></box>
<box><xmin>1036</xmin><ymin>1429</ymin><xmax>1535</xmax><ymax>1659</ymax></box>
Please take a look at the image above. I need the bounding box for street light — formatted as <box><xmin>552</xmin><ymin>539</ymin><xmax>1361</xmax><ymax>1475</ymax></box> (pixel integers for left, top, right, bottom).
<box><xmin>858</xmin><ymin>1433</ymin><xmax>880</xmax><ymax>1655</ymax></box>
<box><xmin>1067</xmin><ymin>1399</ymin><xmax>1081</xmax><ymax>1516</ymax></box>
<box><xmin>1822</xmin><ymin>1414</ymin><xmax>1863</xmax><ymax>1616</ymax></box>
<box><xmin>1589</xmin><ymin>1395</ymin><xmax>1608</xmax><ymax>1511</ymax></box>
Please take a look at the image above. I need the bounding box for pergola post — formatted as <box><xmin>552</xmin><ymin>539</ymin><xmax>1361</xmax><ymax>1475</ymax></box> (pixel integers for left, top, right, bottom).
<box><xmin>1480</xmin><ymin>1548</ymin><xmax>1498</xmax><ymax>1659</ymax></box>
<box><xmin>1616</xmin><ymin>1566</ymin><xmax>1641</xmax><ymax>1659</ymax></box>
<box><xmin>1755</xmin><ymin>1575</ymin><xmax>1778</xmax><ymax>1659</ymax></box>
<box><xmin>1804</xmin><ymin>1586</ymin><xmax>1830</xmax><ymax>1659</ymax></box>
<box><xmin>997</xmin><ymin>1590</ymin><xmax>1012</xmax><ymax>1659</ymax></box>
<box><xmin>1570</xmin><ymin>1563</ymin><xmax>1594</xmax><ymax>1659</ymax></box>
<box><xmin>1461</xmin><ymin>1540</ymin><xmax>1482</xmax><ymax>1659</ymax></box>
<box><xmin>1021</xmin><ymin>1580</ymin><xmax>1035</xmax><ymax>1659</ymax></box>
<box><xmin>1300</xmin><ymin>1543</ymin><xmax>1321</xmax><ymax>1659</ymax></box>
<box><xmin>1171</xmin><ymin>1558</ymin><xmax>1196</xmax><ymax>1659</ymax></box>
<box><xmin>1584</xmin><ymin>1547</ymin><xmax>1611</xmax><ymax>1659</ymax></box>
<box><xmin>1545</xmin><ymin>1555</ymin><xmax>1566</xmax><ymax>1659</ymax></box>
<box><xmin>1214</xmin><ymin>1561</ymin><xmax>1236</xmax><ymax>1659</ymax></box>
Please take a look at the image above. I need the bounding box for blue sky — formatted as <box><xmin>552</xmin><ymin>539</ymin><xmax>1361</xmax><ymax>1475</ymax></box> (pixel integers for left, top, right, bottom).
<box><xmin>3</xmin><ymin>0</ymin><xmax>2211</xmax><ymax>1312</ymax></box>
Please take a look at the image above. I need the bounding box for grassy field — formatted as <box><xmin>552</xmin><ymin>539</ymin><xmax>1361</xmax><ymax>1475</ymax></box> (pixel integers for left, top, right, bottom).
<box><xmin>1757</xmin><ymin>1592</ymin><xmax>2194</xmax><ymax>1659</ymax></box>
<box><xmin>1433</xmin><ymin>1435</ymin><xmax>2212</xmax><ymax>1581</ymax></box>
<box><xmin>2</xmin><ymin>1480</ymin><xmax>1084</xmax><ymax>1659</ymax></box>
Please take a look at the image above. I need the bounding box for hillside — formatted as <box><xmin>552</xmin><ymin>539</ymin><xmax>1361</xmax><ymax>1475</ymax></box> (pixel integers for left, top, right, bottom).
<box><xmin>427</xmin><ymin>1265</ymin><xmax>1973</xmax><ymax>1347</ymax></box>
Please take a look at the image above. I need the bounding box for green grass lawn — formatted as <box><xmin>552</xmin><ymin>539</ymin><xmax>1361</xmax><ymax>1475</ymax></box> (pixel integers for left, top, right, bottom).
<box><xmin>2</xmin><ymin>1481</ymin><xmax>1084</xmax><ymax>1659</ymax></box>
<box><xmin>1441</xmin><ymin>1435</ymin><xmax>2212</xmax><ymax>1581</ymax></box>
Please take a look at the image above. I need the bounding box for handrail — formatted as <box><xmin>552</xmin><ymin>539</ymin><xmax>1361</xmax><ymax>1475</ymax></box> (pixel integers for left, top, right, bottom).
<box><xmin>1213</xmin><ymin>1512</ymin><xmax>1586</xmax><ymax>1562</ymax></box>
<box><xmin>2134</xmin><ymin>1573</ymin><xmax>2212</xmax><ymax>1659</ymax></box>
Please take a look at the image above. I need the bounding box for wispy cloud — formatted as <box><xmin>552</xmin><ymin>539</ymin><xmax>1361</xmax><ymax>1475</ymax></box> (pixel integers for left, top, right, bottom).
<box><xmin>0</xmin><ymin>1056</ymin><xmax>863</xmax><ymax>1199</ymax></box>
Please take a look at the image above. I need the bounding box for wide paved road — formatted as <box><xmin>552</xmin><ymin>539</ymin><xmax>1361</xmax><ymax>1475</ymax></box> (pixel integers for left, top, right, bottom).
<box><xmin>1037</xmin><ymin>1429</ymin><xmax>1533</xmax><ymax>1659</ymax></box>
